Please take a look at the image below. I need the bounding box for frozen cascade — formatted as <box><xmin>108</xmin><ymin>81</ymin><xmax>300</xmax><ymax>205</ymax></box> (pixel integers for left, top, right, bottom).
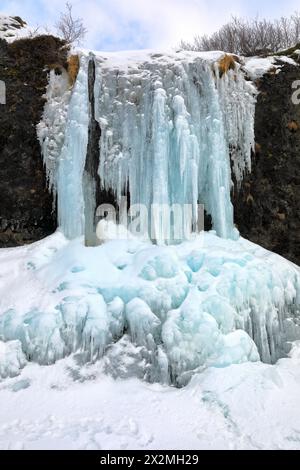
<box><xmin>38</xmin><ymin>54</ymin><xmax>90</xmax><ymax>238</ymax></box>
<box><xmin>39</xmin><ymin>50</ymin><xmax>256</xmax><ymax>241</ymax></box>
<box><xmin>94</xmin><ymin>51</ymin><xmax>257</xmax><ymax>240</ymax></box>
<box><xmin>4</xmin><ymin>49</ymin><xmax>293</xmax><ymax>385</ymax></box>
<box><xmin>37</xmin><ymin>68</ymin><xmax>71</xmax><ymax>199</ymax></box>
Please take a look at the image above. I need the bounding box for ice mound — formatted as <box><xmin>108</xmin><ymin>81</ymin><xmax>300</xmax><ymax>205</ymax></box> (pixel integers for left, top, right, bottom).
<box><xmin>0</xmin><ymin>231</ymin><xmax>299</xmax><ymax>385</ymax></box>
<box><xmin>0</xmin><ymin>340</ymin><xmax>27</xmax><ymax>379</ymax></box>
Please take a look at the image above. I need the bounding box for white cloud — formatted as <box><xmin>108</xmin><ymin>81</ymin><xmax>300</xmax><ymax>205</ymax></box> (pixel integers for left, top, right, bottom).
<box><xmin>33</xmin><ymin>0</ymin><xmax>246</xmax><ymax>49</ymax></box>
<box><xmin>1</xmin><ymin>0</ymin><xmax>300</xmax><ymax>50</ymax></box>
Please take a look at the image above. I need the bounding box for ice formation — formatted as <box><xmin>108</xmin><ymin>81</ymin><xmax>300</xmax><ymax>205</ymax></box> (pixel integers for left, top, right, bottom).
<box><xmin>0</xmin><ymin>340</ymin><xmax>27</xmax><ymax>379</ymax></box>
<box><xmin>0</xmin><ymin>232</ymin><xmax>299</xmax><ymax>385</ymax></box>
<box><xmin>1</xmin><ymin>48</ymin><xmax>297</xmax><ymax>385</ymax></box>
<box><xmin>38</xmin><ymin>50</ymin><xmax>256</xmax><ymax>242</ymax></box>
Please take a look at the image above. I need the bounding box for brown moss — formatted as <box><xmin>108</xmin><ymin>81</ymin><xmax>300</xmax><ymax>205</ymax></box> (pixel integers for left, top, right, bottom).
<box><xmin>287</xmin><ymin>120</ymin><xmax>299</xmax><ymax>132</ymax></box>
<box><xmin>68</xmin><ymin>55</ymin><xmax>80</xmax><ymax>86</ymax></box>
<box><xmin>218</xmin><ymin>54</ymin><xmax>236</xmax><ymax>77</ymax></box>
<box><xmin>276</xmin><ymin>212</ymin><xmax>286</xmax><ymax>221</ymax></box>
<box><xmin>11</xmin><ymin>35</ymin><xmax>68</xmax><ymax>68</ymax></box>
<box><xmin>268</xmin><ymin>66</ymin><xmax>278</xmax><ymax>75</ymax></box>
<box><xmin>47</xmin><ymin>63</ymin><xmax>64</xmax><ymax>74</ymax></box>
<box><xmin>246</xmin><ymin>194</ymin><xmax>254</xmax><ymax>205</ymax></box>
<box><xmin>255</xmin><ymin>143</ymin><xmax>262</xmax><ymax>154</ymax></box>
<box><xmin>274</xmin><ymin>43</ymin><xmax>300</xmax><ymax>57</ymax></box>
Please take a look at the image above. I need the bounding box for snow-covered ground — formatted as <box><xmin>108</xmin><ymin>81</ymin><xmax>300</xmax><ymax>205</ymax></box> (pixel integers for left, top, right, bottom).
<box><xmin>0</xmin><ymin>232</ymin><xmax>300</xmax><ymax>449</ymax></box>
<box><xmin>1</xmin><ymin>345</ymin><xmax>300</xmax><ymax>450</ymax></box>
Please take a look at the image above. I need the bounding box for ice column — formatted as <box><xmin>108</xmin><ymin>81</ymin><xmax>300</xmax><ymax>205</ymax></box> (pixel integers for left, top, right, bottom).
<box><xmin>94</xmin><ymin>54</ymin><xmax>256</xmax><ymax>241</ymax></box>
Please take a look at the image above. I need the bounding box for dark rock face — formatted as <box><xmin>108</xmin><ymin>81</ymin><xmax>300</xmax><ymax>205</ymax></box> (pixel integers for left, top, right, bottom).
<box><xmin>0</xmin><ymin>35</ymin><xmax>67</xmax><ymax>247</ymax></box>
<box><xmin>233</xmin><ymin>62</ymin><xmax>300</xmax><ymax>266</ymax></box>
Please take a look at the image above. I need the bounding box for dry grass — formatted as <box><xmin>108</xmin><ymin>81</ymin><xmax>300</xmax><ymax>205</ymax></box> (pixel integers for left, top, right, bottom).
<box><xmin>218</xmin><ymin>54</ymin><xmax>236</xmax><ymax>77</ymax></box>
<box><xmin>67</xmin><ymin>54</ymin><xmax>80</xmax><ymax>86</ymax></box>
<box><xmin>287</xmin><ymin>120</ymin><xmax>299</xmax><ymax>132</ymax></box>
<box><xmin>255</xmin><ymin>143</ymin><xmax>262</xmax><ymax>154</ymax></box>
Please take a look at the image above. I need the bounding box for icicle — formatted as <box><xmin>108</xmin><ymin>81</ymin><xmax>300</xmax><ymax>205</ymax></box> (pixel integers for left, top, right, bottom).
<box><xmin>93</xmin><ymin>52</ymin><xmax>256</xmax><ymax>241</ymax></box>
<box><xmin>56</xmin><ymin>54</ymin><xmax>90</xmax><ymax>239</ymax></box>
<box><xmin>37</xmin><ymin>68</ymin><xmax>71</xmax><ymax>201</ymax></box>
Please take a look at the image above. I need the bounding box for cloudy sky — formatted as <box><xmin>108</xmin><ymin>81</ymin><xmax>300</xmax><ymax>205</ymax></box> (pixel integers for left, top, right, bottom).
<box><xmin>1</xmin><ymin>0</ymin><xmax>299</xmax><ymax>50</ymax></box>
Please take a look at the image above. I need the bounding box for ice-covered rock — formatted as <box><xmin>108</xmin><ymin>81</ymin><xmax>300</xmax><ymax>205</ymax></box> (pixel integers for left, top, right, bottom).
<box><xmin>0</xmin><ymin>340</ymin><xmax>27</xmax><ymax>379</ymax></box>
<box><xmin>162</xmin><ymin>288</ymin><xmax>260</xmax><ymax>381</ymax></box>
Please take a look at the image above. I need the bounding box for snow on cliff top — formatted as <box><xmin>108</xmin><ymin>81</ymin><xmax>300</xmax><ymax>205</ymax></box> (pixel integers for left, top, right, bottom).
<box><xmin>78</xmin><ymin>48</ymin><xmax>226</xmax><ymax>72</ymax></box>
<box><xmin>1</xmin><ymin>12</ymin><xmax>298</xmax><ymax>78</ymax></box>
<box><xmin>244</xmin><ymin>55</ymin><xmax>298</xmax><ymax>80</ymax></box>
<box><xmin>78</xmin><ymin>47</ymin><xmax>298</xmax><ymax>79</ymax></box>
<box><xmin>0</xmin><ymin>13</ymin><xmax>38</xmax><ymax>42</ymax></box>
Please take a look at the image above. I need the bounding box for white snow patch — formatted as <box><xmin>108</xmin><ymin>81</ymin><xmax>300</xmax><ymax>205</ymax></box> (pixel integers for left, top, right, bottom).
<box><xmin>0</xmin><ymin>13</ymin><xmax>41</xmax><ymax>42</ymax></box>
<box><xmin>277</xmin><ymin>56</ymin><xmax>298</xmax><ymax>66</ymax></box>
<box><xmin>1</xmin><ymin>345</ymin><xmax>300</xmax><ymax>449</ymax></box>
<box><xmin>78</xmin><ymin>48</ymin><xmax>227</xmax><ymax>72</ymax></box>
<box><xmin>244</xmin><ymin>55</ymin><xmax>298</xmax><ymax>80</ymax></box>
<box><xmin>243</xmin><ymin>57</ymin><xmax>276</xmax><ymax>79</ymax></box>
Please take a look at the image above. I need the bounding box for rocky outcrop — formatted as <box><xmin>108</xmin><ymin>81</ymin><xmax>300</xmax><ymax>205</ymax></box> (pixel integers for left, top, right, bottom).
<box><xmin>0</xmin><ymin>35</ymin><xmax>67</xmax><ymax>246</ymax></box>
<box><xmin>233</xmin><ymin>61</ymin><xmax>300</xmax><ymax>265</ymax></box>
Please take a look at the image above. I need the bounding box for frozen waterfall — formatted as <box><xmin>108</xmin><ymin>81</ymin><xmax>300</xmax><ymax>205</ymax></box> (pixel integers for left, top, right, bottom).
<box><xmin>24</xmin><ymin>49</ymin><xmax>300</xmax><ymax>385</ymax></box>
<box><xmin>38</xmin><ymin>50</ymin><xmax>256</xmax><ymax>242</ymax></box>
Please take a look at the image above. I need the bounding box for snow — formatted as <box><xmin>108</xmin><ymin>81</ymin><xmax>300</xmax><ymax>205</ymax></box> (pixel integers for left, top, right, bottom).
<box><xmin>80</xmin><ymin>48</ymin><xmax>228</xmax><ymax>71</ymax></box>
<box><xmin>0</xmin><ymin>13</ymin><xmax>39</xmax><ymax>42</ymax></box>
<box><xmin>0</xmin><ymin>341</ymin><xmax>26</xmax><ymax>379</ymax></box>
<box><xmin>243</xmin><ymin>57</ymin><xmax>276</xmax><ymax>79</ymax></box>
<box><xmin>0</xmin><ymin>231</ymin><xmax>299</xmax><ymax>386</ymax></box>
<box><xmin>244</xmin><ymin>55</ymin><xmax>299</xmax><ymax>80</ymax></box>
<box><xmin>1</xmin><ymin>344</ymin><xmax>300</xmax><ymax>449</ymax></box>
<box><xmin>277</xmin><ymin>55</ymin><xmax>298</xmax><ymax>66</ymax></box>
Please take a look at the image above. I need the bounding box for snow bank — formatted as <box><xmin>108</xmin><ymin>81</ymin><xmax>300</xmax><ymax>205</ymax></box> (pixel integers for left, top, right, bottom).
<box><xmin>1</xmin><ymin>343</ymin><xmax>300</xmax><ymax>449</ymax></box>
<box><xmin>0</xmin><ymin>231</ymin><xmax>299</xmax><ymax>385</ymax></box>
